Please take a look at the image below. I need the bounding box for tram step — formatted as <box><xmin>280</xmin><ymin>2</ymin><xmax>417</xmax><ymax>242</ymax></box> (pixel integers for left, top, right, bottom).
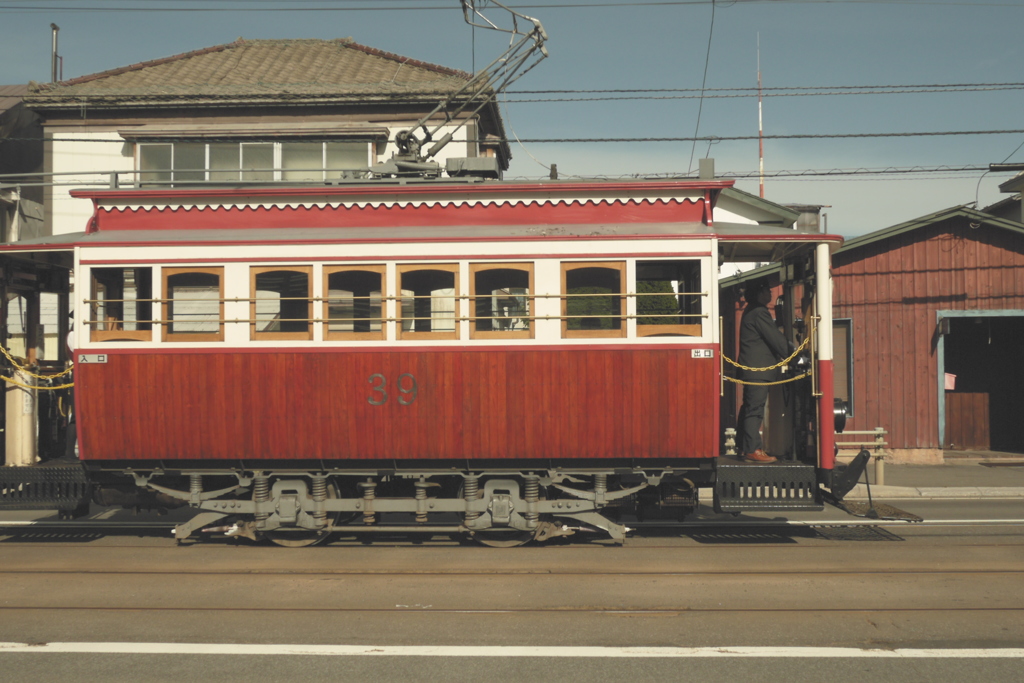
<box><xmin>0</xmin><ymin>464</ymin><xmax>92</xmax><ymax>512</ymax></box>
<box><xmin>714</xmin><ymin>463</ymin><xmax>823</xmax><ymax>513</ymax></box>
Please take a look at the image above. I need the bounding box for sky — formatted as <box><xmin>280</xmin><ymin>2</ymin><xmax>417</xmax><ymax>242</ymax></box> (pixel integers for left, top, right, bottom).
<box><xmin>1</xmin><ymin>0</ymin><xmax>1022</xmax><ymax>237</ymax></box>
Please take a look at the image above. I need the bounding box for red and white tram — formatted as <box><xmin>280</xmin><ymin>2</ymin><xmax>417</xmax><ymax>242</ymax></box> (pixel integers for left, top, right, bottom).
<box><xmin>0</xmin><ymin>177</ymin><xmax>863</xmax><ymax>545</ymax></box>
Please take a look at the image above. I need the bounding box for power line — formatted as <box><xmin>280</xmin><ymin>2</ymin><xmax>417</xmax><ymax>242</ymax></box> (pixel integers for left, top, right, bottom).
<box><xmin>5</xmin><ymin>129</ymin><xmax>1024</xmax><ymax>145</ymax></box>
<box><xmin>687</xmin><ymin>0</ymin><xmax>716</xmax><ymax>174</ymax></box>
<box><xmin>505</xmin><ymin>85</ymin><xmax>1024</xmax><ymax>102</ymax></box>
<box><xmin>511</xmin><ymin>82</ymin><xmax>1024</xmax><ymax>93</ymax></box>
<box><xmin>2</xmin><ymin>0</ymin><xmax>1024</xmax><ymax>10</ymax></box>
<box><xmin>2</xmin><ymin>0</ymin><xmax>1022</xmax><ymax>11</ymax></box>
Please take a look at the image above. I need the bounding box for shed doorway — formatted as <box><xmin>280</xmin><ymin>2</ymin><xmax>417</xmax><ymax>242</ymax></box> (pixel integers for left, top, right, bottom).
<box><xmin>942</xmin><ymin>315</ymin><xmax>1024</xmax><ymax>453</ymax></box>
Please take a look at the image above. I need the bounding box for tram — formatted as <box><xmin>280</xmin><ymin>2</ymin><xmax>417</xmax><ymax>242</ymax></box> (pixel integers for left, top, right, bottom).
<box><xmin>0</xmin><ymin>176</ymin><xmax>866</xmax><ymax>545</ymax></box>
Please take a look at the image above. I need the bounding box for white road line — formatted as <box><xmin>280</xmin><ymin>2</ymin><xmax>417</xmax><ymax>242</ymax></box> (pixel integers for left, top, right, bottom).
<box><xmin>0</xmin><ymin>644</ymin><xmax>1022</xmax><ymax>658</ymax></box>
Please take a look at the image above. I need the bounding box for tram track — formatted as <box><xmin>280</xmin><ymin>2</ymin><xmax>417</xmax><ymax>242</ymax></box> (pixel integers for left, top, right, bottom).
<box><xmin>1</xmin><ymin>517</ymin><xmax>1022</xmax><ymax>530</ymax></box>
<box><xmin>0</xmin><ymin>606</ymin><xmax>1021</xmax><ymax>615</ymax></box>
<box><xmin>0</xmin><ymin>567</ymin><xmax>1020</xmax><ymax>577</ymax></box>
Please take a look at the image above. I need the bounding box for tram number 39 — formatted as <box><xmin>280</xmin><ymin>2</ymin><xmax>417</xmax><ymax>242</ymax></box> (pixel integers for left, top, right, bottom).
<box><xmin>368</xmin><ymin>373</ymin><xmax>418</xmax><ymax>406</ymax></box>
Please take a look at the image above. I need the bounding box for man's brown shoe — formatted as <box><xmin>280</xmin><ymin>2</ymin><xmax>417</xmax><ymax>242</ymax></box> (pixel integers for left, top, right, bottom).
<box><xmin>743</xmin><ymin>449</ymin><xmax>777</xmax><ymax>464</ymax></box>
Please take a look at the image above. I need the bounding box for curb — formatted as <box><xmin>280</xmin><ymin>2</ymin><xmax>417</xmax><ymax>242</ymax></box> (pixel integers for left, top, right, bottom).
<box><xmin>845</xmin><ymin>484</ymin><xmax>1024</xmax><ymax>500</ymax></box>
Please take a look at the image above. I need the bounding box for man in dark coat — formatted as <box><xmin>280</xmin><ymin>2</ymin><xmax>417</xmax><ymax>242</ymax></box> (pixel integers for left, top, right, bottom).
<box><xmin>736</xmin><ymin>279</ymin><xmax>790</xmax><ymax>464</ymax></box>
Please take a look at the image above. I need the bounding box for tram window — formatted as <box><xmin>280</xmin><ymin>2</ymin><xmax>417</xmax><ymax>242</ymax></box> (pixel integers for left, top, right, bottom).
<box><xmin>251</xmin><ymin>266</ymin><xmax>313</xmax><ymax>340</ymax></box>
<box><xmin>324</xmin><ymin>266</ymin><xmax>385</xmax><ymax>340</ymax></box>
<box><xmin>163</xmin><ymin>267</ymin><xmax>224</xmax><ymax>342</ymax></box>
<box><xmin>562</xmin><ymin>262</ymin><xmax>626</xmax><ymax>338</ymax></box>
<box><xmin>397</xmin><ymin>265</ymin><xmax>458</xmax><ymax>340</ymax></box>
<box><xmin>470</xmin><ymin>264</ymin><xmax>533</xmax><ymax>339</ymax></box>
<box><xmin>89</xmin><ymin>267</ymin><xmax>154</xmax><ymax>342</ymax></box>
<box><xmin>635</xmin><ymin>260</ymin><xmax>703</xmax><ymax>337</ymax></box>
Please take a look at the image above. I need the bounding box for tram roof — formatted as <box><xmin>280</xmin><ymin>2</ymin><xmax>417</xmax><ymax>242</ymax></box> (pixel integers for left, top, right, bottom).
<box><xmin>0</xmin><ymin>222</ymin><xmax>840</xmax><ymax>261</ymax></box>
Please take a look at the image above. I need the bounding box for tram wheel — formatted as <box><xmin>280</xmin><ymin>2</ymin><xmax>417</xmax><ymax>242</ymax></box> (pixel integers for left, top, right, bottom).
<box><xmin>469</xmin><ymin>528</ymin><xmax>536</xmax><ymax>548</ymax></box>
<box><xmin>263</xmin><ymin>480</ymin><xmax>349</xmax><ymax>548</ymax></box>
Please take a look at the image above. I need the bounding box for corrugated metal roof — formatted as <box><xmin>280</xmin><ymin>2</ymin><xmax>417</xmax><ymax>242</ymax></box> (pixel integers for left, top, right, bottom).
<box><xmin>837</xmin><ymin>204</ymin><xmax>1024</xmax><ymax>254</ymax></box>
<box><xmin>26</xmin><ymin>39</ymin><xmax>473</xmax><ymax>107</ymax></box>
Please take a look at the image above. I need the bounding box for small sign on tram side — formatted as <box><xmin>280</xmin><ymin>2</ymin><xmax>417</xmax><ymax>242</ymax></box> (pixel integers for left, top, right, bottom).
<box><xmin>77</xmin><ymin>354</ymin><xmax>108</xmax><ymax>364</ymax></box>
<box><xmin>691</xmin><ymin>349</ymin><xmax>714</xmax><ymax>359</ymax></box>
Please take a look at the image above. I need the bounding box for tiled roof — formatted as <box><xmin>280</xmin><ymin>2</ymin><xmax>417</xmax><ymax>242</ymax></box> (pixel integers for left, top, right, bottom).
<box><xmin>26</xmin><ymin>39</ymin><xmax>473</xmax><ymax>107</ymax></box>
<box><xmin>0</xmin><ymin>84</ymin><xmax>29</xmax><ymax>115</ymax></box>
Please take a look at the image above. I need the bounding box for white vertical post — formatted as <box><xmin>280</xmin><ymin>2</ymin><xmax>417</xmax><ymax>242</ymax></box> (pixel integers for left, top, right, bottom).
<box><xmin>5</xmin><ymin>370</ymin><xmax>38</xmax><ymax>466</ymax></box>
<box><xmin>815</xmin><ymin>243</ymin><xmax>835</xmax><ymax>469</ymax></box>
<box><xmin>815</xmin><ymin>244</ymin><xmax>833</xmax><ymax>362</ymax></box>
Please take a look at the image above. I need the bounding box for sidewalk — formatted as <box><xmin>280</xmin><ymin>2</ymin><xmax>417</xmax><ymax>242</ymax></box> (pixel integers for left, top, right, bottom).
<box><xmin>845</xmin><ymin>460</ymin><xmax>1024</xmax><ymax>500</ymax></box>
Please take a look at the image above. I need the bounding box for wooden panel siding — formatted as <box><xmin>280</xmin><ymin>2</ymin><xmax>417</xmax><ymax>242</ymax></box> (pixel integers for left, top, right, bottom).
<box><xmin>833</xmin><ymin>218</ymin><xmax>1024</xmax><ymax>450</ymax></box>
<box><xmin>75</xmin><ymin>347</ymin><xmax>719</xmax><ymax>462</ymax></box>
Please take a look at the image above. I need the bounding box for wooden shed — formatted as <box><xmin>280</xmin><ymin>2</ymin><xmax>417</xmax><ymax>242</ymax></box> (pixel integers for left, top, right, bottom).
<box><xmin>831</xmin><ymin>204</ymin><xmax>1024</xmax><ymax>461</ymax></box>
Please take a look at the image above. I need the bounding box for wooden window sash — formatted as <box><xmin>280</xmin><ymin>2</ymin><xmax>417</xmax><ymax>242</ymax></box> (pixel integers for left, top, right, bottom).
<box><xmin>469</xmin><ymin>263</ymin><xmax>534</xmax><ymax>340</ymax></box>
<box><xmin>250</xmin><ymin>265</ymin><xmax>314</xmax><ymax>341</ymax></box>
<box><xmin>561</xmin><ymin>261</ymin><xmax>627</xmax><ymax>339</ymax></box>
<box><xmin>163</xmin><ymin>267</ymin><xmax>225</xmax><ymax>342</ymax></box>
<box><xmin>323</xmin><ymin>265</ymin><xmax>387</xmax><ymax>341</ymax></box>
<box><xmin>635</xmin><ymin>259</ymin><xmax>704</xmax><ymax>338</ymax></box>
<box><xmin>396</xmin><ymin>264</ymin><xmax>460</xmax><ymax>341</ymax></box>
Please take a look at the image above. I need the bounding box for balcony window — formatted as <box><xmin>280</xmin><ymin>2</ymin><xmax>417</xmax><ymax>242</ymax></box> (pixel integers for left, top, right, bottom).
<box><xmin>139</xmin><ymin>141</ymin><xmax>371</xmax><ymax>185</ymax></box>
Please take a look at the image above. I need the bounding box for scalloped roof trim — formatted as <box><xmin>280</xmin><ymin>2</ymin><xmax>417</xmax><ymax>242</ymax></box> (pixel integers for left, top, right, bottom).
<box><xmin>101</xmin><ymin>196</ymin><xmax>702</xmax><ymax>213</ymax></box>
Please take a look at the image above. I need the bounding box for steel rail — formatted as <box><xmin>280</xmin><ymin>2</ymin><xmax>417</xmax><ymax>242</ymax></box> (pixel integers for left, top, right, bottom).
<box><xmin>1</xmin><ymin>518</ymin><xmax>1023</xmax><ymax>530</ymax></box>
<box><xmin>0</xmin><ymin>568</ymin><xmax>1021</xmax><ymax>577</ymax></box>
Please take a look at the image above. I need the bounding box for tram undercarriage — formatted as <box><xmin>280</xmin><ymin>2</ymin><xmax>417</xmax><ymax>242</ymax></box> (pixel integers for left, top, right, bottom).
<box><xmin>59</xmin><ymin>456</ymin><xmax>856</xmax><ymax>546</ymax></box>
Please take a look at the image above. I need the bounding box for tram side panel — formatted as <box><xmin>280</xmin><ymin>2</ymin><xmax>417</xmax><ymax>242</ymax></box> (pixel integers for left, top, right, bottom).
<box><xmin>74</xmin><ymin>346</ymin><xmax>719</xmax><ymax>462</ymax></box>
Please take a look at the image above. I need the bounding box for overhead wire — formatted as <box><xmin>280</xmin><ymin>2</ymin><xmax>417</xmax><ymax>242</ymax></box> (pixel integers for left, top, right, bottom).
<box><xmin>2</xmin><ymin>0</ymin><xmax>1023</xmax><ymax>11</ymax></box>
<box><xmin>687</xmin><ymin>0</ymin><xmax>716</xmax><ymax>174</ymax></box>
<box><xmin>5</xmin><ymin>129</ymin><xmax>1024</xmax><ymax>146</ymax></box>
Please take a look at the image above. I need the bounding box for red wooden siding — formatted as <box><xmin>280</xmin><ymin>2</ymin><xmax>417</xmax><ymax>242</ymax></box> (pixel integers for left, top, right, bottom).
<box><xmin>833</xmin><ymin>219</ymin><xmax>1024</xmax><ymax>450</ymax></box>
<box><xmin>76</xmin><ymin>347</ymin><xmax>719</xmax><ymax>462</ymax></box>
<box><xmin>944</xmin><ymin>393</ymin><xmax>990</xmax><ymax>450</ymax></box>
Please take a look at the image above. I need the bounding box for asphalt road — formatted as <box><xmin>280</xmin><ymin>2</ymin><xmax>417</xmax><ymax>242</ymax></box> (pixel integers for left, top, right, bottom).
<box><xmin>0</xmin><ymin>498</ymin><xmax>1021</xmax><ymax>682</ymax></box>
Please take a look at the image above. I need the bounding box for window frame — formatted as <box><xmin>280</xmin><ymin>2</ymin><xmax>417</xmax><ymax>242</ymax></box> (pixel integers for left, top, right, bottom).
<box><xmin>323</xmin><ymin>265</ymin><xmax>387</xmax><ymax>341</ymax></box>
<box><xmin>634</xmin><ymin>259</ymin><xmax>704</xmax><ymax>338</ymax></box>
<box><xmin>250</xmin><ymin>265</ymin><xmax>314</xmax><ymax>341</ymax></box>
<box><xmin>137</xmin><ymin>140</ymin><xmax>373</xmax><ymax>185</ymax></box>
<box><xmin>89</xmin><ymin>266</ymin><xmax>154</xmax><ymax>343</ymax></box>
<box><xmin>469</xmin><ymin>263</ymin><xmax>535</xmax><ymax>340</ymax></box>
<box><xmin>561</xmin><ymin>261</ymin><xmax>627</xmax><ymax>339</ymax></box>
<box><xmin>396</xmin><ymin>263</ymin><xmax>460</xmax><ymax>341</ymax></box>
<box><xmin>162</xmin><ymin>267</ymin><xmax>225</xmax><ymax>342</ymax></box>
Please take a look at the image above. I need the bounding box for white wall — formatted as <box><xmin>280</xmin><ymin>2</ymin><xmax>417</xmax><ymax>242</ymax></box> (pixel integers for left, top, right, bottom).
<box><xmin>49</xmin><ymin>130</ymin><xmax>134</xmax><ymax>235</ymax></box>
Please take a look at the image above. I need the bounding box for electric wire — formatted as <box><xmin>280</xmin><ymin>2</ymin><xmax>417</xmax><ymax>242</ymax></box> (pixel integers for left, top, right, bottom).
<box><xmin>687</xmin><ymin>0</ymin><xmax>716</xmax><ymax>174</ymax></box>
<box><xmin>6</xmin><ymin>129</ymin><xmax>1024</xmax><ymax>146</ymax></box>
<box><xmin>2</xmin><ymin>1</ymin><xmax>1023</xmax><ymax>12</ymax></box>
